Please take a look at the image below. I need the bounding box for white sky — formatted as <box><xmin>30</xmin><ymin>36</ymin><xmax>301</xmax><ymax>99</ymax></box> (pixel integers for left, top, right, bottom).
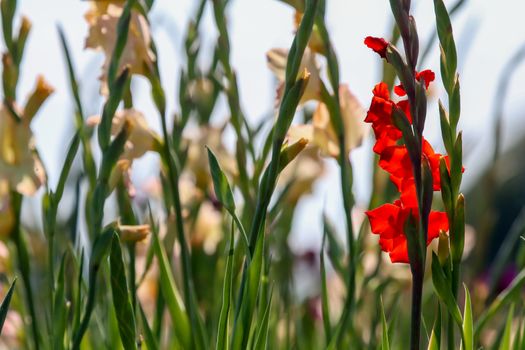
<box><xmin>11</xmin><ymin>0</ymin><xmax>525</xmax><ymax>250</ymax></box>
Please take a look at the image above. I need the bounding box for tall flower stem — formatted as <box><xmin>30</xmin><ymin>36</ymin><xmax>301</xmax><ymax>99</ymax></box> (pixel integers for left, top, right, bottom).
<box><xmin>316</xmin><ymin>3</ymin><xmax>358</xmax><ymax>340</ymax></box>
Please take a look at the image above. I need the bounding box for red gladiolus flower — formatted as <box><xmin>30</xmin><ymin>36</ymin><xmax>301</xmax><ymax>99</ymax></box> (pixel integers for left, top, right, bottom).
<box><xmin>364</xmin><ymin>36</ymin><xmax>389</xmax><ymax>59</ymax></box>
<box><xmin>379</xmin><ymin>139</ymin><xmax>443</xmax><ymax>191</ymax></box>
<box><xmin>366</xmin><ymin>200</ymin><xmax>449</xmax><ymax>263</ymax></box>
<box><xmin>363</xmin><ymin>77</ymin><xmax>453</xmax><ymax>264</ymax></box>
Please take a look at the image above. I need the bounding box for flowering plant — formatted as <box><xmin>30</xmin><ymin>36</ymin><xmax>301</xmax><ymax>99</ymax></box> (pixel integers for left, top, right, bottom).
<box><xmin>0</xmin><ymin>0</ymin><xmax>523</xmax><ymax>349</ymax></box>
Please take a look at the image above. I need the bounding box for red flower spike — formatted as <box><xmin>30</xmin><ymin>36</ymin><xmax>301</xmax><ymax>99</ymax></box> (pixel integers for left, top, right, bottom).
<box><xmin>364</xmin><ymin>36</ymin><xmax>389</xmax><ymax>59</ymax></box>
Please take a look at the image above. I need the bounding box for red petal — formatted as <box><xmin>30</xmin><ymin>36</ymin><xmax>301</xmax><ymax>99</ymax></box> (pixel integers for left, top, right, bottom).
<box><xmin>366</xmin><ymin>203</ymin><xmax>403</xmax><ymax>238</ymax></box>
<box><xmin>394</xmin><ymin>84</ymin><xmax>407</xmax><ymax>96</ymax></box>
<box><xmin>416</xmin><ymin>69</ymin><xmax>435</xmax><ymax>89</ymax></box>
<box><xmin>428</xmin><ymin>211</ymin><xmax>449</xmax><ymax>243</ymax></box>
<box><xmin>364</xmin><ymin>36</ymin><xmax>389</xmax><ymax>59</ymax></box>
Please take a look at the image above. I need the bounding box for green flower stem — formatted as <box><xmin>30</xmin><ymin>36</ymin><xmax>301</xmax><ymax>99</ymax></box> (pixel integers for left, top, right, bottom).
<box><xmin>151</xmin><ymin>75</ymin><xmax>206</xmax><ymax>348</ymax></box>
<box><xmin>10</xmin><ymin>192</ymin><xmax>41</xmax><ymax>350</ymax></box>
<box><xmin>387</xmin><ymin>0</ymin><xmax>430</xmax><ymax>348</ymax></box>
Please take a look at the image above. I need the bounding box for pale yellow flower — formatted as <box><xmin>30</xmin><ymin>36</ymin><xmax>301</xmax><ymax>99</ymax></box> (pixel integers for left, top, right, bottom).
<box><xmin>119</xmin><ymin>223</ymin><xmax>151</xmax><ymax>242</ymax></box>
<box><xmin>0</xmin><ymin>76</ymin><xmax>52</xmax><ymax>195</ymax></box>
<box><xmin>87</xmin><ymin>108</ymin><xmax>161</xmax><ymax>191</ymax></box>
<box><xmin>267</xmin><ymin>47</ymin><xmax>322</xmax><ymax>104</ymax></box>
<box><xmin>85</xmin><ymin>1</ymin><xmax>155</xmax><ymax>94</ymax></box>
<box><xmin>287</xmin><ymin>84</ymin><xmax>367</xmax><ymax>158</ymax></box>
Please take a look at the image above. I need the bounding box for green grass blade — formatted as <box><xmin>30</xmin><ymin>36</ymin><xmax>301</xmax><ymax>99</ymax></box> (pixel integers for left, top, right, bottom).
<box><xmin>431</xmin><ymin>253</ymin><xmax>462</xmax><ymax>327</ymax></box>
<box><xmin>110</xmin><ymin>234</ymin><xmax>137</xmax><ymax>350</ymax></box>
<box><xmin>0</xmin><ymin>278</ymin><xmax>17</xmax><ymax>334</ymax></box>
<box><xmin>461</xmin><ymin>285</ymin><xmax>473</xmax><ymax>350</ymax></box>
<box><xmin>380</xmin><ymin>297</ymin><xmax>390</xmax><ymax>350</ymax></box>
<box><xmin>253</xmin><ymin>286</ymin><xmax>274</xmax><ymax>350</ymax></box>
<box><xmin>151</xmin><ymin>230</ymin><xmax>191</xmax><ymax>348</ymax></box>
<box><xmin>216</xmin><ymin>222</ymin><xmax>236</xmax><ymax>350</ymax></box>
<box><xmin>207</xmin><ymin>147</ymin><xmax>249</xmax><ymax>254</ymax></box>
<box><xmin>320</xmin><ymin>231</ymin><xmax>332</xmax><ymax>343</ymax></box>
<box><xmin>138</xmin><ymin>302</ymin><xmax>159</xmax><ymax>350</ymax></box>
<box><xmin>498</xmin><ymin>304</ymin><xmax>514</xmax><ymax>350</ymax></box>
<box><xmin>207</xmin><ymin>147</ymin><xmax>236</xmax><ymax>213</ymax></box>
<box><xmin>53</xmin><ymin>255</ymin><xmax>68</xmax><ymax>350</ymax></box>
<box><xmin>231</xmin><ymin>231</ymin><xmax>264</xmax><ymax>350</ymax></box>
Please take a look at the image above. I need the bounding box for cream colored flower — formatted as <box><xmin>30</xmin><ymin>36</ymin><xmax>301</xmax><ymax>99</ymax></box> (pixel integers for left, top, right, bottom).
<box><xmin>0</xmin><ymin>76</ymin><xmax>52</xmax><ymax>195</ymax></box>
<box><xmin>113</xmin><ymin>109</ymin><xmax>161</xmax><ymax>161</ymax></box>
<box><xmin>84</xmin><ymin>1</ymin><xmax>155</xmax><ymax>94</ymax></box>
<box><xmin>267</xmin><ymin>47</ymin><xmax>321</xmax><ymax>104</ymax></box>
<box><xmin>287</xmin><ymin>84</ymin><xmax>367</xmax><ymax>158</ymax></box>
<box><xmin>119</xmin><ymin>223</ymin><xmax>151</xmax><ymax>242</ymax></box>
<box><xmin>87</xmin><ymin>108</ymin><xmax>161</xmax><ymax>190</ymax></box>
<box><xmin>184</xmin><ymin>125</ymin><xmax>237</xmax><ymax>191</ymax></box>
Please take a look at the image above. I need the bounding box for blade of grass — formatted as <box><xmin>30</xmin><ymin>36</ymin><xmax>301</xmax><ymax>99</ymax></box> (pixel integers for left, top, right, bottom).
<box><xmin>138</xmin><ymin>302</ymin><xmax>158</xmax><ymax>350</ymax></box>
<box><xmin>380</xmin><ymin>297</ymin><xmax>390</xmax><ymax>350</ymax></box>
<box><xmin>216</xmin><ymin>221</ymin><xmax>236</xmax><ymax>350</ymax></box>
<box><xmin>151</xmin><ymin>229</ymin><xmax>191</xmax><ymax>348</ymax></box>
<box><xmin>109</xmin><ymin>234</ymin><xmax>137</xmax><ymax>350</ymax></box>
<box><xmin>461</xmin><ymin>285</ymin><xmax>473</xmax><ymax>350</ymax></box>
<box><xmin>0</xmin><ymin>278</ymin><xmax>17</xmax><ymax>334</ymax></box>
<box><xmin>498</xmin><ymin>304</ymin><xmax>514</xmax><ymax>350</ymax></box>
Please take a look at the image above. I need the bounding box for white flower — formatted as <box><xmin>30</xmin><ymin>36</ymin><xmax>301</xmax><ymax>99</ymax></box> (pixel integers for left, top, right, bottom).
<box><xmin>85</xmin><ymin>1</ymin><xmax>155</xmax><ymax>94</ymax></box>
<box><xmin>0</xmin><ymin>76</ymin><xmax>52</xmax><ymax>195</ymax></box>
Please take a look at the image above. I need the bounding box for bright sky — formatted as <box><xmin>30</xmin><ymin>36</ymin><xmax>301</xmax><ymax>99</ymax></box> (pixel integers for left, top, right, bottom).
<box><xmin>11</xmin><ymin>0</ymin><xmax>525</xmax><ymax>250</ymax></box>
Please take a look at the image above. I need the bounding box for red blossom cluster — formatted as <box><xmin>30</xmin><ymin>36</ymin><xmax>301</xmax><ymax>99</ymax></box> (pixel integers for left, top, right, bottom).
<box><xmin>364</xmin><ymin>37</ymin><xmax>449</xmax><ymax>264</ymax></box>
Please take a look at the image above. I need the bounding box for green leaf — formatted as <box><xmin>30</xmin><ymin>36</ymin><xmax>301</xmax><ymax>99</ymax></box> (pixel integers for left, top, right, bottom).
<box><xmin>449</xmin><ymin>79</ymin><xmax>461</xmax><ymax>129</ymax></box>
<box><xmin>438</xmin><ymin>100</ymin><xmax>453</xmax><ymax>156</ymax></box>
<box><xmin>320</xmin><ymin>231</ymin><xmax>332</xmax><ymax>343</ymax></box>
<box><xmin>0</xmin><ymin>278</ymin><xmax>16</xmax><ymax>334</ymax></box>
<box><xmin>231</xmin><ymin>230</ymin><xmax>265</xmax><ymax>350</ymax></box>
<box><xmin>461</xmin><ymin>285</ymin><xmax>473</xmax><ymax>350</ymax></box>
<box><xmin>52</xmin><ymin>255</ymin><xmax>68</xmax><ymax>350</ymax></box>
<box><xmin>451</xmin><ymin>194</ymin><xmax>465</xmax><ymax>265</ymax></box>
<box><xmin>380</xmin><ymin>297</ymin><xmax>390</xmax><ymax>350</ymax></box>
<box><xmin>151</xmin><ymin>230</ymin><xmax>191</xmax><ymax>348</ymax></box>
<box><xmin>110</xmin><ymin>234</ymin><xmax>137</xmax><ymax>350</ymax></box>
<box><xmin>431</xmin><ymin>253</ymin><xmax>462</xmax><ymax>327</ymax></box>
<box><xmin>428</xmin><ymin>306</ymin><xmax>441</xmax><ymax>350</ymax></box>
<box><xmin>215</xmin><ymin>222</ymin><xmax>236</xmax><ymax>350</ymax></box>
<box><xmin>54</xmin><ymin>132</ymin><xmax>80</xmax><ymax>204</ymax></box>
<box><xmin>98</xmin><ymin>67</ymin><xmax>130</xmax><ymax>151</ymax></box>
<box><xmin>428</xmin><ymin>329</ymin><xmax>440</xmax><ymax>350</ymax></box>
<box><xmin>253</xmin><ymin>286</ymin><xmax>273</xmax><ymax>350</ymax></box>
<box><xmin>433</xmin><ymin>0</ymin><xmax>457</xmax><ymax>90</ymax></box>
<box><xmin>138</xmin><ymin>302</ymin><xmax>159</xmax><ymax>350</ymax></box>
<box><xmin>498</xmin><ymin>304</ymin><xmax>514</xmax><ymax>350</ymax></box>
<box><xmin>207</xmin><ymin>147</ymin><xmax>236</xmax><ymax>213</ymax></box>
<box><xmin>106</xmin><ymin>0</ymin><xmax>135</xmax><ymax>85</ymax></box>
<box><xmin>207</xmin><ymin>147</ymin><xmax>249</xmax><ymax>255</ymax></box>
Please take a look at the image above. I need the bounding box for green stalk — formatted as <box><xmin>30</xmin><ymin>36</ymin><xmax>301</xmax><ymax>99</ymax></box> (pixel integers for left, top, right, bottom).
<box><xmin>150</xmin><ymin>70</ymin><xmax>206</xmax><ymax>348</ymax></box>
<box><xmin>10</xmin><ymin>192</ymin><xmax>41</xmax><ymax>350</ymax></box>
